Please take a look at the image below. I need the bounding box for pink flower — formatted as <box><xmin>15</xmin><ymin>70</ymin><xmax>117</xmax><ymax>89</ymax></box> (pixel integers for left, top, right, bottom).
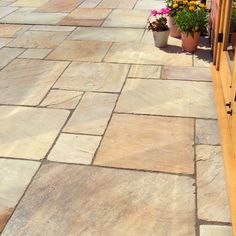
<box><xmin>151</xmin><ymin>10</ymin><xmax>158</xmax><ymax>16</ymax></box>
<box><xmin>161</xmin><ymin>7</ymin><xmax>171</xmax><ymax>15</ymax></box>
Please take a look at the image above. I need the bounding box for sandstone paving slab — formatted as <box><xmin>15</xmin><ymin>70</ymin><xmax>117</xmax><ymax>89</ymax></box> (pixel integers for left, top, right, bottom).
<box><xmin>0</xmin><ymin>37</ymin><xmax>12</xmax><ymax>48</ymax></box>
<box><xmin>0</xmin><ymin>6</ymin><xmax>17</xmax><ymax>19</ymax></box>
<box><xmin>103</xmin><ymin>9</ymin><xmax>149</xmax><ymax>28</ymax></box>
<box><xmin>200</xmin><ymin>225</ymin><xmax>233</xmax><ymax>236</ymax></box>
<box><xmin>40</xmin><ymin>89</ymin><xmax>83</xmax><ymax>109</ymax></box>
<box><xmin>68</xmin><ymin>27</ymin><xmax>144</xmax><ymax>42</ymax></box>
<box><xmin>97</xmin><ymin>0</ymin><xmax>137</xmax><ymax>9</ymax></box>
<box><xmin>54</xmin><ymin>62</ymin><xmax>129</xmax><ymax>92</ymax></box>
<box><xmin>60</xmin><ymin>8</ymin><xmax>111</xmax><ymax>26</ymax></box>
<box><xmin>47</xmin><ymin>40</ymin><xmax>112</xmax><ymax>62</ymax></box>
<box><xmin>135</xmin><ymin>0</ymin><xmax>165</xmax><ymax>9</ymax></box>
<box><xmin>0</xmin><ymin>24</ymin><xmax>30</xmax><ymax>37</ymax></box>
<box><xmin>128</xmin><ymin>64</ymin><xmax>161</xmax><ymax>79</ymax></box>
<box><xmin>95</xmin><ymin>113</ymin><xmax>194</xmax><ymax>174</ymax></box>
<box><xmin>38</xmin><ymin>0</ymin><xmax>84</xmax><ymax>13</ymax></box>
<box><xmin>161</xmin><ymin>66</ymin><xmax>212</xmax><ymax>81</ymax></box>
<box><xmin>196</xmin><ymin>145</ymin><xmax>231</xmax><ymax>222</ymax></box>
<box><xmin>79</xmin><ymin>0</ymin><xmax>101</xmax><ymax>8</ymax></box>
<box><xmin>0</xmin><ymin>1</ymin><xmax>14</xmax><ymax>7</ymax></box>
<box><xmin>18</xmin><ymin>48</ymin><xmax>51</xmax><ymax>59</ymax></box>
<box><xmin>0</xmin><ymin>106</ymin><xmax>69</xmax><ymax>159</ymax></box>
<box><xmin>30</xmin><ymin>25</ymin><xmax>75</xmax><ymax>32</ymax></box>
<box><xmin>104</xmin><ymin>42</ymin><xmax>193</xmax><ymax>66</ymax></box>
<box><xmin>8</xmin><ymin>31</ymin><xmax>69</xmax><ymax>49</ymax></box>
<box><xmin>1</xmin><ymin>163</ymin><xmax>196</xmax><ymax>236</ymax></box>
<box><xmin>64</xmin><ymin>92</ymin><xmax>117</xmax><ymax>135</ymax></box>
<box><xmin>0</xmin><ymin>47</ymin><xmax>24</xmax><ymax>69</ymax></box>
<box><xmin>0</xmin><ymin>59</ymin><xmax>69</xmax><ymax>105</ymax></box>
<box><xmin>0</xmin><ymin>8</ymin><xmax>67</xmax><ymax>25</ymax></box>
<box><xmin>193</xmin><ymin>48</ymin><xmax>212</xmax><ymax>67</ymax></box>
<box><xmin>196</xmin><ymin>119</ymin><xmax>220</xmax><ymax>145</ymax></box>
<box><xmin>10</xmin><ymin>0</ymin><xmax>49</xmax><ymax>7</ymax></box>
<box><xmin>48</xmin><ymin>133</ymin><xmax>101</xmax><ymax>164</ymax></box>
<box><xmin>0</xmin><ymin>159</ymin><xmax>40</xmax><ymax>232</ymax></box>
<box><xmin>115</xmin><ymin>79</ymin><xmax>217</xmax><ymax>119</ymax></box>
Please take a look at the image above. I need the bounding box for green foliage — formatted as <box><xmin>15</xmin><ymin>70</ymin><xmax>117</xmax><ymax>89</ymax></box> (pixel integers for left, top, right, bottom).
<box><xmin>148</xmin><ymin>17</ymin><xmax>169</xmax><ymax>32</ymax></box>
<box><xmin>230</xmin><ymin>9</ymin><xmax>236</xmax><ymax>32</ymax></box>
<box><xmin>174</xmin><ymin>8</ymin><xmax>208</xmax><ymax>36</ymax></box>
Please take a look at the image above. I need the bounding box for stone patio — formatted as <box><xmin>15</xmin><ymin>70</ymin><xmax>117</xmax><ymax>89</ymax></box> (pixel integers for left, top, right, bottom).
<box><xmin>0</xmin><ymin>0</ymin><xmax>233</xmax><ymax>235</ymax></box>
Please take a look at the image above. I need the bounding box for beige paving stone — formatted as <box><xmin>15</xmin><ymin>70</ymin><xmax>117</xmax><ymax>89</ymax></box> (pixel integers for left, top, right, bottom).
<box><xmin>197</xmin><ymin>145</ymin><xmax>231</xmax><ymax>222</ymax></box>
<box><xmin>0</xmin><ymin>8</ymin><xmax>67</xmax><ymax>25</ymax></box>
<box><xmin>103</xmin><ymin>9</ymin><xmax>149</xmax><ymax>28</ymax></box>
<box><xmin>60</xmin><ymin>8</ymin><xmax>111</xmax><ymax>26</ymax></box>
<box><xmin>38</xmin><ymin>0</ymin><xmax>84</xmax><ymax>13</ymax></box>
<box><xmin>161</xmin><ymin>66</ymin><xmax>212</xmax><ymax>81</ymax></box>
<box><xmin>0</xmin><ymin>159</ymin><xmax>40</xmax><ymax>233</ymax></box>
<box><xmin>115</xmin><ymin>79</ymin><xmax>217</xmax><ymax>119</ymax></box>
<box><xmin>2</xmin><ymin>163</ymin><xmax>195</xmax><ymax>236</ymax></box>
<box><xmin>79</xmin><ymin>0</ymin><xmax>102</xmax><ymax>8</ymax></box>
<box><xmin>68</xmin><ymin>27</ymin><xmax>144</xmax><ymax>42</ymax></box>
<box><xmin>64</xmin><ymin>92</ymin><xmax>117</xmax><ymax>135</ymax></box>
<box><xmin>196</xmin><ymin>119</ymin><xmax>220</xmax><ymax>145</ymax></box>
<box><xmin>30</xmin><ymin>25</ymin><xmax>75</xmax><ymax>32</ymax></box>
<box><xmin>0</xmin><ymin>37</ymin><xmax>11</xmax><ymax>48</ymax></box>
<box><xmin>104</xmin><ymin>42</ymin><xmax>193</xmax><ymax>66</ymax></box>
<box><xmin>48</xmin><ymin>134</ymin><xmax>101</xmax><ymax>164</ymax></box>
<box><xmin>0</xmin><ymin>6</ymin><xmax>17</xmax><ymax>19</ymax></box>
<box><xmin>54</xmin><ymin>62</ymin><xmax>129</xmax><ymax>92</ymax></box>
<box><xmin>8</xmin><ymin>31</ymin><xmax>69</xmax><ymax>49</ymax></box>
<box><xmin>0</xmin><ymin>59</ymin><xmax>69</xmax><ymax>105</ymax></box>
<box><xmin>0</xmin><ymin>24</ymin><xmax>30</xmax><ymax>38</ymax></box>
<box><xmin>193</xmin><ymin>48</ymin><xmax>212</xmax><ymax>67</ymax></box>
<box><xmin>40</xmin><ymin>89</ymin><xmax>83</xmax><ymax>109</ymax></box>
<box><xmin>10</xmin><ymin>0</ymin><xmax>48</xmax><ymax>7</ymax></box>
<box><xmin>200</xmin><ymin>225</ymin><xmax>233</xmax><ymax>236</ymax></box>
<box><xmin>97</xmin><ymin>0</ymin><xmax>137</xmax><ymax>9</ymax></box>
<box><xmin>47</xmin><ymin>40</ymin><xmax>112</xmax><ymax>62</ymax></box>
<box><xmin>0</xmin><ymin>106</ymin><xmax>69</xmax><ymax>159</ymax></box>
<box><xmin>0</xmin><ymin>1</ymin><xmax>14</xmax><ymax>7</ymax></box>
<box><xmin>0</xmin><ymin>47</ymin><xmax>23</xmax><ymax>69</ymax></box>
<box><xmin>95</xmin><ymin>114</ymin><xmax>194</xmax><ymax>174</ymax></box>
<box><xmin>135</xmin><ymin>0</ymin><xmax>166</xmax><ymax>9</ymax></box>
<box><xmin>18</xmin><ymin>48</ymin><xmax>51</xmax><ymax>59</ymax></box>
<box><xmin>128</xmin><ymin>64</ymin><xmax>161</xmax><ymax>78</ymax></box>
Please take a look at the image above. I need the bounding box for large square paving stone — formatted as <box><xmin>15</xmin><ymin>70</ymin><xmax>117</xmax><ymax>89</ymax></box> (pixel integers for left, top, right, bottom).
<box><xmin>115</xmin><ymin>79</ymin><xmax>217</xmax><ymax>119</ymax></box>
<box><xmin>0</xmin><ymin>106</ymin><xmax>69</xmax><ymax>160</ymax></box>
<box><xmin>0</xmin><ymin>59</ymin><xmax>69</xmax><ymax>105</ymax></box>
<box><xmin>95</xmin><ymin>113</ymin><xmax>194</xmax><ymax>174</ymax></box>
<box><xmin>0</xmin><ymin>159</ymin><xmax>40</xmax><ymax>232</ymax></box>
<box><xmin>2</xmin><ymin>163</ymin><xmax>195</xmax><ymax>236</ymax></box>
<box><xmin>47</xmin><ymin>40</ymin><xmax>112</xmax><ymax>62</ymax></box>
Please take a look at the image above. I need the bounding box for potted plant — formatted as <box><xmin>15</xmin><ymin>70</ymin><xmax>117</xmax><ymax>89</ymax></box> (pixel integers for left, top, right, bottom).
<box><xmin>174</xmin><ymin>2</ymin><xmax>208</xmax><ymax>52</ymax></box>
<box><xmin>147</xmin><ymin>8</ymin><xmax>170</xmax><ymax>48</ymax></box>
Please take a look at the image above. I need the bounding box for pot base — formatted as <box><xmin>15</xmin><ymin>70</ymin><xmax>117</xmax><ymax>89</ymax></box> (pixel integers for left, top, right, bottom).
<box><xmin>153</xmin><ymin>30</ymin><xmax>170</xmax><ymax>48</ymax></box>
<box><xmin>181</xmin><ymin>32</ymin><xmax>200</xmax><ymax>53</ymax></box>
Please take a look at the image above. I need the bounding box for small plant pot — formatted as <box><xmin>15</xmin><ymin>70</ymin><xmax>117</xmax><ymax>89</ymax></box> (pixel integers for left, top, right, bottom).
<box><xmin>167</xmin><ymin>16</ymin><xmax>181</xmax><ymax>38</ymax></box>
<box><xmin>153</xmin><ymin>30</ymin><xmax>170</xmax><ymax>48</ymax></box>
<box><xmin>181</xmin><ymin>31</ymin><xmax>200</xmax><ymax>53</ymax></box>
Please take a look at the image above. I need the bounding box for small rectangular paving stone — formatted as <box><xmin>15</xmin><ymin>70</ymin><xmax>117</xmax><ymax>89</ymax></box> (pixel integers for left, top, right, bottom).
<box><xmin>18</xmin><ymin>48</ymin><xmax>51</xmax><ymax>59</ymax></box>
<box><xmin>0</xmin><ymin>24</ymin><xmax>29</xmax><ymax>37</ymax></box>
<box><xmin>1</xmin><ymin>163</ymin><xmax>195</xmax><ymax>236</ymax></box>
<box><xmin>200</xmin><ymin>225</ymin><xmax>233</xmax><ymax>236</ymax></box>
<box><xmin>30</xmin><ymin>25</ymin><xmax>75</xmax><ymax>32</ymax></box>
<box><xmin>64</xmin><ymin>92</ymin><xmax>117</xmax><ymax>135</ymax></box>
<box><xmin>128</xmin><ymin>64</ymin><xmax>161</xmax><ymax>79</ymax></box>
<box><xmin>10</xmin><ymin>0</ymin><xmax>49</xmax><ymax>7</ymax></box>
<box><xmin>97</xmin><ymin>0</ymin><xmax>137</xmax><ymax>9</ymax></box>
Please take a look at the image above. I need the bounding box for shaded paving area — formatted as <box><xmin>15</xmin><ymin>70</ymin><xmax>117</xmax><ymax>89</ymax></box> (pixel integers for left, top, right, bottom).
<box><xmin>0</xmin><ymin>0</ymin><xmax>233</xmax><ymax>235</ymax></box>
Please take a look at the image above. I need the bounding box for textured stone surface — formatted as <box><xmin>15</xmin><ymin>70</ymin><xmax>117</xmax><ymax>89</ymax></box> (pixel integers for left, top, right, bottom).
<box><xmin>0</xmin><ymin>59</ymin><xmax>69</xmax><ymax>105</ymax></box>
<box><xmin>47</xmin><ymin>40</ymin><xmax>112</xmax><ymax>62</ymax></box>
<box><xmin>128</xmin><ymin>64</ymin><xmax>161</xmax><ymax>79</ymax></box>
<box><xmin>196</xmin><ymin>119</ymin><xmax>220</xmax><ymax>145</ymax></box>
<box><xmin>60</xmin><ymin>8</ymin><xmax>111</xmax><ymax>26</ymax></box>
<box><xmin>115</xmin><ymin>79</ymin><xmax>217</xmax><ymax>119</ymax></box>
<box><xmin>2</xmin><ymin>163</ymin><xmax>195</xmax><ymax>236</ymax></box>
<box><xmin>48</xmin><ymin>134</ymin><xmax>101</xmax><ymax>164</ymax></box>
<box><xmin>197</xmin><ymin>145</ymin><xmax>231</xmax><ymax>222</ymax></box>
<box><xmin>0</xmin><ymin>24</ymin><xmax>29</xmax><ymax>37</ymax></box>
<box><xmin>0</xmin><ymin>159</ymin><xmax>40</xmax><ymax>232</ymax></box>
<box><xmin>40</xmin><ymin>90</ymin><xmax>83</xmax><ymax>109</ymax></box>
<box><xmin>104</xmin><ymin>42</ymin><xmax>193</xmax><ymax>66</ymax></box>
<box><xmin>0</xmin><ymin>106</ymin><xmax>69</xmax><ymax>159</ymax></box>
<box><xmin>54</xmin><ymin>62</ymin><xmax>129</xmax><ymax>92</ymax></box>
<box><xmin>30</xmin><ymin>25</ymin><xmax>75</xmax><ymax>32</ymax></box>
<box><xmin>200</xmin><ymin>225</ymin><xmax>233</xmax><ymax>236</ymax></box>
<box><xmin>10</xmin><ymin>0</ymin><xmax>48</xmax><ymax>7</ymax></box>
<box><xmin>8</xmin><ymin>30</ymin><xmax>69</xmax><ymax>49</ymax></box>
<box><xmin>79</xmin><ymin>0</ymin><xmax>101</xmax><ymax>8</ymax></box>
<box><xmin>68</xmin><ymin>27</ymin><xmax>144</xmax><ymax>42</ymax></box>
<box><xmin>97</xmin><ymin>0</ymin><xmax>137</xmax><ymax>9</ymax></box>
<box><xmin>103</xmin><ymin>9</ymin><xmax>149</xmax><ymax>28</ymax></box>
<box><xmin>18</xmin><ymin>48</ymin><xmax>51</xmax><ymax>59</ymax></box>
<box><xmin>95</xmin><ymin>114</ymin><xmax>194</xmax><ymax>174</ymax></box>
<box><xmin>0</xmin><ymin>38</ymin><xmax>12</xmax><ymax>48</ymax></box>
<box><xmin>64</xmin><ymin>92</ymin><xmax>117</xmax><ymax>135</ymax></box>
<box><xmin>0</xmin><ymin>6</ymin><xmax>17</xmax><ymax>19</ymax></box>
<box><xmin>135</xmin><ymin>0</ymin><xmax>165</xmax><ymax>9</ymax></box>
<box><xmin>0</xmin><ymin>47</ymin><xmax>23</xmax><ymax>69</ymax></box>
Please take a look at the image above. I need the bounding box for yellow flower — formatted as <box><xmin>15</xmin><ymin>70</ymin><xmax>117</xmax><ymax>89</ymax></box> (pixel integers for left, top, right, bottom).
<box><xmin>173</xmin><ymin>3</ymin><xmax>178</xmax><ymax>8</ymax></box>
<box><xmin>189</xmin><ymin>5</ymin><xmax>195</xmax><ymax>10</ymax></box>
<box><xmin>199</xmin><ymin>3</ymin><xmax>205</xmax><ymax>8</ymax></box>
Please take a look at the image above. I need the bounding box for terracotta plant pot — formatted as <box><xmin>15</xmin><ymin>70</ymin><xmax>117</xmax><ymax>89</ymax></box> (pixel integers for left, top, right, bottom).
<box><xmin>181</xmin><ymin>31</ymin><xmax>200</xmax><ymax>53</ymax></box>
<box><xmin>167</xmin><ymin>16</ymin><xmax>181</xmax><ymax>38</ymax></box>
<box><xmin>153</xmin><ymin>30</ymin><xmax>170</xmax><ymax>48</ymax></box>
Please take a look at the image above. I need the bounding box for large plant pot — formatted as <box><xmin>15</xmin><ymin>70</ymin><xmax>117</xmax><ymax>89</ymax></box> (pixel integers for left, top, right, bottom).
<box><xmin>167</xmin><ymin>16</ymin><xmax>181</xmax><ymax>38</ymax></box>
<box><xmin>153</xmin><ymin>30</ymin><xmax>170</xmax><ymax>48</ymax></box>
<box><xmin>181</xmin><ymin>32</ymin><xmax>200</xmax><ymax>53</ymax></box>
